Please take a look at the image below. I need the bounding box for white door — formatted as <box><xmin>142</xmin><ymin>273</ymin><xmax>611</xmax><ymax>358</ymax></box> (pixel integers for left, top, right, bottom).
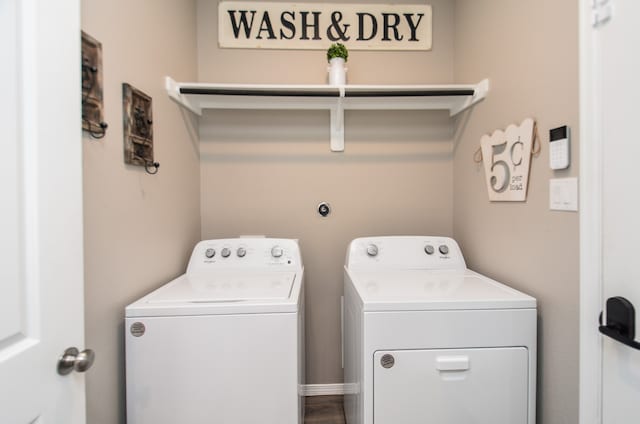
<box><xmin>581</xmin><ymin>1</ymin><xmax>640</xmax><ymax>423</ymax></box>
<box><xmin>0</xmin><ymin>0</ymin><xmax>87</xmax><ymax>423</ymax></box>
<box><xmin>599</xmin><ymin>0</ymin><xmax>640</xmax><ymax>421</ymax></box>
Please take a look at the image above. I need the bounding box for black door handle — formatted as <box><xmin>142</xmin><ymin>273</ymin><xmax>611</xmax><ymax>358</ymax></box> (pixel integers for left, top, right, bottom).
<box><xmin>599</xmin><ymin>296</ymin><xmax>640</xmax><ymax>350</ymax></box>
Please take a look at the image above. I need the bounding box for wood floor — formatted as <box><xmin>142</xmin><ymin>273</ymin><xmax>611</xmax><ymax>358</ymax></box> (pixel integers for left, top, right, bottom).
<box><xmin>304</xmin><ymin>395</ymin><xmax>346</xmax><ymax>424</ymax></box>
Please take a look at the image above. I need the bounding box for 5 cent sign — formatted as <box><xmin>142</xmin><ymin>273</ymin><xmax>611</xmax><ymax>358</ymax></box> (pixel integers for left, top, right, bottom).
<box><xmin>480</xmin><ymin>118</ymin><xmax>536</xmax><ymax>202</ymax></box>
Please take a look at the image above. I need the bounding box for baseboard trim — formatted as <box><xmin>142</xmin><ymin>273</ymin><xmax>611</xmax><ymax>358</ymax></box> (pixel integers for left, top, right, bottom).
<box><xmin>302</xmin><ymin>383</ymin><xmax>346</xmax><ymax>396</ymax></box>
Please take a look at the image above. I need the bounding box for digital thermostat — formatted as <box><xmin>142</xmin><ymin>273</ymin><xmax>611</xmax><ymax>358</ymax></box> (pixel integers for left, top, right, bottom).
<box><xmin>549</xmin><ymin>125</ymin><xmax>570</xmax><ymax>170</ymax></box>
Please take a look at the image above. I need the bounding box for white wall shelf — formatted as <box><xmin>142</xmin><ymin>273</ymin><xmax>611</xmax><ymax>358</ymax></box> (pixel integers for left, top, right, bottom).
<box><xmin>165</xmin><ymin>76</ymin><xmax>489</xmax><ymax>152</ymax></box>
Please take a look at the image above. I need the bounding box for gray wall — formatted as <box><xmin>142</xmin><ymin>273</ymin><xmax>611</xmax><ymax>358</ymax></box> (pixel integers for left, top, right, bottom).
<box><xmin>81</xmin><ymin>1</ymin><xmax>200</xmax><ymax>423</ymax></box>
<box><xmin>197</xmin><ymin>0</ymin><xmax>456</xmax><ymax>384</ymax></box>
<box><xmin>453</xmin><ymin>1</ymin><xmax>579</xmax><ymax>423</ymax></box>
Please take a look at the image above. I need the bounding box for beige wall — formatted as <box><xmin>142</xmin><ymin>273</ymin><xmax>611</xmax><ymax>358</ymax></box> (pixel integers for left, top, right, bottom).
<box><xmin>81</xmin><ymin>1</ymin><xmax>200</xmax><ymax>423</ymax></box>
<box><xmin>453</xmin><ymin>1</ymin><xmax>579</xmax><ymax>423</ymax></box>
<box><xmin>197</xmin><ymin>0</ymin><xmax>456</xmax><ymax>384</ymax></box>
<box><xmin>80</xmin><ymin>0</ymin><xmax>580</xmax><ymax>422</ymax></box>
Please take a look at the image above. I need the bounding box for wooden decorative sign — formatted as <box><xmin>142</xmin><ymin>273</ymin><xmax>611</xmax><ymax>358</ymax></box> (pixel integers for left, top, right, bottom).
<box><xmin>122</xmin><ymin>84</ymin><xmax>154</xmax><ymax>168</ymax></box>
<box><xmin>81</xmin><ymin>32</ymin><xmax>106</xmax><ymax>138</ymax></box>
<box><xmin>479</xmin><ymin>118</ymin><xmax>536</xmax><ymax>202</ymax></box>
<box><xmin>218</xmin><ymin>1</ymin><xmax>432</xmax><ymax>50</ymax></box>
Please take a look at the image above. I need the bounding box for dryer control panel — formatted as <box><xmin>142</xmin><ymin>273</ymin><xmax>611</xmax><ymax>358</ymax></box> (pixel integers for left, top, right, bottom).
<box><xmin>187</xmin><ymin>238</ymin><xmax>302</xmax><ymax>273</ymax></box>
<box><xmin>345</xmin><ymin>236</ymin><xmax>466</xmax><ymax>271</ymax></box>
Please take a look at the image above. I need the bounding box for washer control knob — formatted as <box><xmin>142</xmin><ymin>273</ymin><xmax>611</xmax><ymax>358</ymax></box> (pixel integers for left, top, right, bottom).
<box><xmin>205</xmin><ymin>248</ymin><xmax>216</xmax><ymax>258</ymax></box>
<box><xmin>221</xmin><ymin>247</ymin><xmax>231</xmax><ymax>258</ymax></box>
<box><xmin>271</xmin><ymin>246</ymin><xmax>283</xmax><ymax>258</ymax></box>
<box><xmin>439</xmin><ymin>245</ymin><xmax>449</xmax><ymax>255</ymax></box>
<box><xmin>424</xmin><ymin>245</ymin><xmax>435</xmax><ymax>255</ymax></box>
<box><xmin>237</xmin><ymin>247</ymin><xmax>246</xmax><ymax>258</ymax></box>
<box><xmin>366</xmin><ymin>244</ymin><xmax>379</xmax><ymax>257</ymax></box>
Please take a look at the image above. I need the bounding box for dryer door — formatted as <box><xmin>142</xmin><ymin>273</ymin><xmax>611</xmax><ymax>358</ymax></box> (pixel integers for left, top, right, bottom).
<box><xmin>373</xmin><ymin>347</ymin><xmax>529</xmax><ymax>424</ymax></box>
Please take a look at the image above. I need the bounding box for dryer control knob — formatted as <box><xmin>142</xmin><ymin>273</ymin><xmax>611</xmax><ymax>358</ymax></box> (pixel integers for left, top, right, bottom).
<box><xmin>439</xmin><ymin>245</ymin><xmax>449</xmax><ymax>255</ymax></box>
<box><xmin>366</xmin><ymin>244</ymin><xmax>379</xmax><ymax>257</ymax></box>
<box><xmin>271</xmin><ymin>246</ymin><xmax>284</xmax><ymax>258</ymax></box>
<box><xmin>237</xmin><ymin>247</ymin><xmax>246</xmax><ymax>258</ymax></box>
<box><xmin>205</xmin><ymin>248</ymin><xmax>216</xmax><ymax>258</ymax></box>
<box><xmin>424</xmin><ymin>245</ymin><xmax>435</xmax><ymax>255</ymax></box>
<box><xmin>221</xmin><ymin>247</ymin><xmax>231</xmax><ymax>258</ymax></box>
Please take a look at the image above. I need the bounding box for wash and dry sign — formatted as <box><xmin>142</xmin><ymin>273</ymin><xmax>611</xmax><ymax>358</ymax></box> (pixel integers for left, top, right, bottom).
<box><xmin>218</xmin><ymin>2</ymin><xmax>432</xmax><ymax>50</ymax></box>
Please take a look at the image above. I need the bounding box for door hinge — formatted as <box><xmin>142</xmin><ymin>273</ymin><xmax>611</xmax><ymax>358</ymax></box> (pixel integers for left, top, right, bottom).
<box><xmin>592</xmin><ymin>0</ymin><xmax>613</xmax><ymax>28</ymax></box>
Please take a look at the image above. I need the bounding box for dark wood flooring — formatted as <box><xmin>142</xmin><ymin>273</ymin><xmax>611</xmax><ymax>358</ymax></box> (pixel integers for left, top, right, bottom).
<box><xmin>304</xmin><ymin>395</ymin><xmax>346</xmax><ymax>424</ymax></box>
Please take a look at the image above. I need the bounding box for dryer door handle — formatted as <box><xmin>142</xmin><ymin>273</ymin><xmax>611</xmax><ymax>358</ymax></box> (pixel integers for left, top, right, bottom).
<box><xmin>435</xmin><ymin>355</ymin><xmax>470</xmax><ymax>371</ymax></box>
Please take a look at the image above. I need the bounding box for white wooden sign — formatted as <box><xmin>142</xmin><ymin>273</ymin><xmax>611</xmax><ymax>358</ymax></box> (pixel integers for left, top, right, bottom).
<box><xmin>218</xmin><ymin>2</ymin><xmax>432</xmax><ymax>50</ymax></box>
<box><xmin>480</xmin><ymin>118</ymin><xmax>536</xmax><ymax>202</ymax></box>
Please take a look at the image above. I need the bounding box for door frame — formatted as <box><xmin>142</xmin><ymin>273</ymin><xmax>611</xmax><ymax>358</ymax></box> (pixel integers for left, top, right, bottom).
<box><xmin>579</xmin><ymin>1</ymin><xmax>604</xmax><ymax>423</ymax></box>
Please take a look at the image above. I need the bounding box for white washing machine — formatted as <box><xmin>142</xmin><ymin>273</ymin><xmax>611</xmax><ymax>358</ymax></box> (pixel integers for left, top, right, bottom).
<box><xmin>125</xmin><ymin>238</ymin><xmax>304</xmax><ymax>424</ymax></box>
<box><xmin>343</xmin><ymin>236</ymin><xmax>537</xmax><ymax>424</ymax></box>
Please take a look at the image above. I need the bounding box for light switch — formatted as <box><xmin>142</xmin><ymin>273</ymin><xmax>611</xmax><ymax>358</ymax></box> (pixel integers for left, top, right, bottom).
<box><xmin>550</xmin><ymin>178</ymin><xmax>578</xmax><ymax>211</ymax></box>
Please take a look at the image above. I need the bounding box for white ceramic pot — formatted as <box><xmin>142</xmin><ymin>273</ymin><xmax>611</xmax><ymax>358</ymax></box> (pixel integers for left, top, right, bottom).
<box><xmin>328</xmin><ymin>57</ymin><xmax>347</xmax><ymax>85</ymax></box>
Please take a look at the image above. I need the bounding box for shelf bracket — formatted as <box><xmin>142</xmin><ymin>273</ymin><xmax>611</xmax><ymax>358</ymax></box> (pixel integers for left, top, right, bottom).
<box><xmin>165</xmin><ymin>77</ymin><xmax>202</xmax><ymax>116</ymax></box>
<box><xmin>449</xmin><ymin>79</ymin><xmax>490</xmax><ymax>116</ymax></box>
<box><xmin>330</xmin><ymin>87</ymin><xmax>346</xmax><ymax>152</ymax></box>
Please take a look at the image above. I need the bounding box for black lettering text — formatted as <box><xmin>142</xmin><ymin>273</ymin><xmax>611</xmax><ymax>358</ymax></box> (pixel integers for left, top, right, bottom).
<box><xmin>357</xmin><ymin>12</ymin><xmax>378</xmax><ymax>41</ymax></box>
<box><xmin>382</xmin><ymin>13</ymin><xmax>403</xmax><ymax>41</ymax></box>
<box><xmin>227</xmin><ymin>10</ymin><xmax>256</xmax><ymax>39</ymax></box>
<box><xmin>403</xmin><ymin>13</ymin><xmax>424</xmax><ymax>41</ymax></box>
<box><xmin>256</xmin><ymin>11</ymin><xmax>276</xmax><ymax>39</ymax></box>
<box><xmin>280</xmin><ymin>11</ymin><xmax>296</xmax><ymax>40</ymax></box>
<box><xmin>300</xmin><ymin>11</ymin><xmax>321</xmax><ymax>40</ymax></box>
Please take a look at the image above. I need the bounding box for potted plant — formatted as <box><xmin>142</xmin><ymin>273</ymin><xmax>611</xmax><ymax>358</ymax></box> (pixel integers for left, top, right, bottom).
<box><xmin>327</xmin><ymin>43</ymin><xmax>348</xmax><ymax>85</ymax></box>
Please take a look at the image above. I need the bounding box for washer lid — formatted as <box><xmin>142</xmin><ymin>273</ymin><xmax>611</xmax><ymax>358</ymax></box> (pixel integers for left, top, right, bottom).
<box><xmin>347</xmin><ymin>269</ymin><xmax>536</xmax><ymax>311</ymax></box>
<box><xmin>125</xmin><ymin>271</ymin><xmax>300</xmax><ymax>317</ymax></box>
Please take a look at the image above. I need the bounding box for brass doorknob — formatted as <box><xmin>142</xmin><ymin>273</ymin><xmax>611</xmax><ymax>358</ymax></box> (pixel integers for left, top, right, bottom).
<box><xmin>57</xmin><ymin>347</ymin><xmax>95</xmax><ymax>375</ymax></box>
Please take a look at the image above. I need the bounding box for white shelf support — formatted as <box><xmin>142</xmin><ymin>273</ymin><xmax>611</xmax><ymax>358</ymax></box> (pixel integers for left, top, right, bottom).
<box><xmin>330</xmin><ymin>102</ymin><xmax>345</xmax><ymax>152</ymax></box>
<box><xmin>449</xmin><ymin>78</ymin><xmax>490</xmax><ymax>116</ymax></box>
<box><xmin>330</xmin><ymin>87</ymin><xmax>346</xmax><ymax>152</ymax></box>
<box><xmin>165</xmin><ymin>76</ymin><xmax>489</xmax><ymax>152</ymax></box>
<box><xmin>166</xmin><ymin>77</ymin><xmax>202</xmax><ymax>115</ymax></box>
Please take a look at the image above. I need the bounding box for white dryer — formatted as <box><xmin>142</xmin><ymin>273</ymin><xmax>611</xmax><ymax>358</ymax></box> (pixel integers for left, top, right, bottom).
<box><xmin>125</xmin><ymin>238</ymin><xmax>304</xmax><ymax>424</ymax></box>
<box><xmin>343</xmin><ymin>236</ymin><xmax>536</xmax><ymax>424</ymax></box>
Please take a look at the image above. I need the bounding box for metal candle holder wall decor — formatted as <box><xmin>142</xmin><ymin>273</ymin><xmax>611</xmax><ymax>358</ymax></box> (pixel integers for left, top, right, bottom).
<box><xmin>81</xmin><ymin>32</ymin><xmax>108</xmax><ymax>139</ymax></box>
<box><xmin>122</xmin><ymin>83</ymin><xmax>159</xmax><ymax>174</ymax></box>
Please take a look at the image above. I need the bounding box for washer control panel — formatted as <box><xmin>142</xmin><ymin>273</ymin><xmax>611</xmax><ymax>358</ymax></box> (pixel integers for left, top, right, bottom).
<box><xmin>346</xmin><ymin>236</ymin><xmax>466</xmax><ymax>270</ymax></box>
<box><xmin>187</xmin><ymin>238</ymin><xmax>302</xmax><ymax>273</ymax></box>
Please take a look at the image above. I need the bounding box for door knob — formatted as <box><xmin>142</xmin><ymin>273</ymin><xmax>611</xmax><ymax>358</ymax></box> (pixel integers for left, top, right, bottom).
<box><xmin>57</xmin><ymin>347</ymin><xmax>96</xmax><ymax>375</ymax></box>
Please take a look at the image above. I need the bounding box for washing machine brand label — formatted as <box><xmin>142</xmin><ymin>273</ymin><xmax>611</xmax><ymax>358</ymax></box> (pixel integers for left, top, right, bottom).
<box><xmin>130</xmin><ymin>322</ymin><xmax>146</xmax><ymax>337</ymax></box>
<box><xmin>381</xmin><ymin>354</ymin><xmax>395</xmax><ymax>369</ymax></box>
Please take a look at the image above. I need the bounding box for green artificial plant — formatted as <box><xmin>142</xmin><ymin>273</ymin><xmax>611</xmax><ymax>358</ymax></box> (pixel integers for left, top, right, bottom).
<box><xmin>327</xmin><ymin>43</ymin><xmax>349</xmax><ymax>62</ymax></box>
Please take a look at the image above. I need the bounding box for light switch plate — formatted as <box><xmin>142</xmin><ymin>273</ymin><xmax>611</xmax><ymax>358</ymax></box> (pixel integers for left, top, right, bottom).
<box><xmin>550</xmin><ymin>177</ymin><xmax>578</xmax><ymax>211</ymax></box>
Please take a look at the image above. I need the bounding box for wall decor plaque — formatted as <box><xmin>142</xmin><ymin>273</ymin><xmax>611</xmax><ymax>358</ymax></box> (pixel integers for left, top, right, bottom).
<box><xmin>81</xmin><ymin>31</ymin><xmax>106</xmax><ymax>137</ymax></box>
<box><xmin>218</xmin><ymin>1</ymin><xmax>432</xmax><ymax>50</ymax></box>
<box><xmin>479</xmin><ymin>118</ymin><xmax>537</xmax><ymax>202</ymax></box>
<box><xmin>122</xmin><ymin>83</ymin><xmax>154</xmax><ymax>168</ymax></box>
